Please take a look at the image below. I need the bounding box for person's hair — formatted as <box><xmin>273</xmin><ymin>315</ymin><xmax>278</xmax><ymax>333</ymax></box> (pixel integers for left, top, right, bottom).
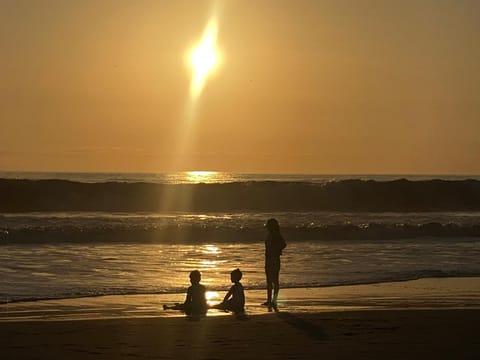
<box><xmin>189</xmin><ymin>270</ymin><xmax>201</xmax><ymax>283</ymax></box>
<box><xmin>266</xmin><ymin>218</ymin><xmax>280</xmax><ymax>233</ymax></box>
<box><xmin>231</xmin><ymin>268</ymin><xmax>242</xmax><ymax>282</ymax></box>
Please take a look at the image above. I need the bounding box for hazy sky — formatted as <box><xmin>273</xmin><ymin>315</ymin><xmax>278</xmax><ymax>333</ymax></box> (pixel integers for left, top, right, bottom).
<box><xmin>1</xmin><ymin>0</ymin><xmax>479</xmax><ymax>173</ymax></box>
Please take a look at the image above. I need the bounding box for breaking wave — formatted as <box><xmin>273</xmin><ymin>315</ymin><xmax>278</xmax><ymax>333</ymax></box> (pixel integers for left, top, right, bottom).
<box><xmin>1</xmin><ymin>178</ymin><xmax>480</xmax><ymax>212</ymax></box>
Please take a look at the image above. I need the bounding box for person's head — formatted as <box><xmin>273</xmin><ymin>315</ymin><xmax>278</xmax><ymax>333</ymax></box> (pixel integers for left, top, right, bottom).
<box><xmin>230</xmin><ymin>268</ymin><xmax>242</xmax><ymax>283</ymax></box>
<box><xmin>189</xmin><ymin>270</ymin><xmax>201</xmax><ymax>284</ymax></box>
<box><xmin>266</xmin><ymin>218</ymin><xmax>280</xmax><ymax>234</ymax></box>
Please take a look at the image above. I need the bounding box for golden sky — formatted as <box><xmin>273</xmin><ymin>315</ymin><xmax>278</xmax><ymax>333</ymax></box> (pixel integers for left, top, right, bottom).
<box><xmin>1</xmin><ymin>0</ymin><xmax>479</xmax><ymax>174</ymax></box>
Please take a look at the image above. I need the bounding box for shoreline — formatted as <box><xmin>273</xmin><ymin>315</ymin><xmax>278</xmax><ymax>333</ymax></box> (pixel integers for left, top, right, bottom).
<box><xmin>2</xmin><ymin>277</ymin><xmax>480</xmax><ymax>359</ymax></box>
<box><xmin>4</xmin><ymin>272</ymin><xmax>480</xmax><ymax>304</ymax></box>
<box><xmin>2</xmin><ymin>277</ymin><xmax>480</xmax><ymax>322</ymax></box>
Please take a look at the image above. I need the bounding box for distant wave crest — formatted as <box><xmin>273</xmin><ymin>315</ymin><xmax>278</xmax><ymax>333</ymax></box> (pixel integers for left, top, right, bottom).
<box><xmin>1</xmin><ymin>178</ymin><xmax>480</xmax><ymax>212</ymax></box>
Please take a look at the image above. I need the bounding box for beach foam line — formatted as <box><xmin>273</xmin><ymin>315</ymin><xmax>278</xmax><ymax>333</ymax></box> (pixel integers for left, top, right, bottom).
<box><xmin>1</xmin><ymin>277</ymin><xmax>480</xmax><ymax>322</ymax></box>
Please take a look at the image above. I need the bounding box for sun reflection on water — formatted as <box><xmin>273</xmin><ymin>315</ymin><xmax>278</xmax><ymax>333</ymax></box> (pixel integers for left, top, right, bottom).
<box><xmin>162</xmin><ymin>171</ymin><xmax>236</xmax><ymax>184</ymax></box>
<box><xmin>185</xmin><ymin>171</ymin><xmax>218</xmax><ymax>183</ymax></box>
<box><xmin>202</xmin><ymin>244</ymin><xmax>220</xmax><ymax>255</ymax></box>
<box><xmin>200</xmin><ymin>260</ymin><xmax>217</xmax><ymax>267</ymax></box>
<box><xmin>205</xmin><ymin>291</ymin><xmax>220</xmax><ymax>306</ymax></box>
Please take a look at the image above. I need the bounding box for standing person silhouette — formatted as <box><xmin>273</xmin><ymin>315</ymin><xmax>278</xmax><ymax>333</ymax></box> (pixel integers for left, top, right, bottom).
<box><xmin>263</xmin><ymin>218</ymin><xmax>286</xmax><ymax>312</ymax></box>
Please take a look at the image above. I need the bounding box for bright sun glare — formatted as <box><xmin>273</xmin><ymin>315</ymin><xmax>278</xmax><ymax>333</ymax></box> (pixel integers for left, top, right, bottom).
<box><xmin>189</xmin><ymin>19</ymin><xmax>220</xmax><ymax>98</ymax></box>
<box><xmin>185</xmin><ymin>171</ymin><xmax>218</xmax><ymax>183</ymax></box>
<box><xmin>205</xmin><ymin>291</ymin><xmax>220</xmax><ymax>306</ymax></box>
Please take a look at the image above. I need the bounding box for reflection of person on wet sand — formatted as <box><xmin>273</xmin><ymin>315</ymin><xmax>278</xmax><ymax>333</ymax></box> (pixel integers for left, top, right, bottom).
<box><xmin>263</xmin><ymin>218</ymin><xmax>286</xmax><ymax>312</ymax></box>
<box><xmin>210</xmin><ymin>268</ymin><xmax>245</xmax><ymax>315</ymax></box>
<box><xmin>163</xmin><ymin>270</ymin><xmax>207</xmax><ymax>316</ymax></box>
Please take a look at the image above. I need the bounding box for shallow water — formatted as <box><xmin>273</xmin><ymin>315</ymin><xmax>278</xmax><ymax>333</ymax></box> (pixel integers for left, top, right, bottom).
<box><xmin>2</xmin><ymin>238</ymin><xmax>480</xmax><ymax>303</ymax></box>
<box><xmin>2</xmin><ymin>172</ymin><xmax>480</xmax><ymax>303</ymax></box>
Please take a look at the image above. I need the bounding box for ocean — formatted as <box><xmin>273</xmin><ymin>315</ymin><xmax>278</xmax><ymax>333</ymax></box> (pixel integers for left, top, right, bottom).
<box><xmin>1</xmin><ymin>172</ymin><xmax>480</xmax><ymax>303</ymax></box>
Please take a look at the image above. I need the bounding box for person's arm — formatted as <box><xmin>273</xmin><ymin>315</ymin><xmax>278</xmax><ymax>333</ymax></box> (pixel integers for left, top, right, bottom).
<box><xmin>184</xmin><ymin>287</ymin><xmax>192</xmax><ymax>305</ymax></box>
<box><xmin>275</xmin><ymin>235</ymin><xmax>286</xmax><ymax>255</ymax></box>
<box><xmin>222</xmin><ymin>286</ymin><xmax>233</xmax><ymax>302</ymax></box>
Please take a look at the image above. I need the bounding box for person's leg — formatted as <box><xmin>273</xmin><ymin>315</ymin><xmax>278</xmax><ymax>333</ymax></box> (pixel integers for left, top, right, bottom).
<box><xmin>211</xmin><ymin>300</ymin><xmax>238</xmax><ymax>313</ymax></box>
<box><xmin>182</xmin><ymin>303</ymin><xmax>192</xmax><ymax>315</ymax></box>
<box><xmin>230</xmin><ymin>302</ymin><xmax>245</xmax><ymax>315</ymax></box>
<box><xmin>265</xmin><ymin>269</ymin><xmax>273</xmax><ymax>305</ymax></box>
<box><xmin>211</xmin><ymin>302</ymin><xmax>224</xmax><ymax>310</ymax></box>
<box><xmin>164</xmin><ymin>303</ymin><xmax>185</xmax><ymax>311</ymax></box>
<box><xmin>267</xmin><ymin>282</ymin><xmax>273</xmax><ymax>304</ymax></box>
<box><xmin>224</xmin><ymin>299</ymin><xmax>242</xmax><ymax>313</ymax></box>
<box><xmin>272</xmin><ymin>270</ymin><xmax>280</xmax><ymax>308</ymax></box>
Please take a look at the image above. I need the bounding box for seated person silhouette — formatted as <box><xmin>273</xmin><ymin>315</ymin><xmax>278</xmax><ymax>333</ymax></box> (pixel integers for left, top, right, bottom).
<box><xmin>210</xmin><ymin>268</ymin><xmax>245</xmax><ymax>315</ymax></box>
<box><xmin>163</xmin><ymin>270</ymin><xmax>208</xmax><ymax>316</ymax></box>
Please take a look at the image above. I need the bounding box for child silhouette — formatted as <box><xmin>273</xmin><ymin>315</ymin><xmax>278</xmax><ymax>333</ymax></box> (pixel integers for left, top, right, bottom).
<box><xmin>211</xmin><ymin>268</ymin><xmax>245</xmax><ymax>315</ymax></box>
<box><xmin>163</xmin><ymin>270</ymin><xmax>208</xmax><ymax>316</ymax></box>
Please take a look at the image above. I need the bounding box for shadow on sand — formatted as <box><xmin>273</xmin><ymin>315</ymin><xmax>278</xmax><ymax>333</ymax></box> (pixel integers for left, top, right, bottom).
<box><xmin>276</xmin><ymin>312</ymin><xmax>327</xmax><ymax>341</ymax></box>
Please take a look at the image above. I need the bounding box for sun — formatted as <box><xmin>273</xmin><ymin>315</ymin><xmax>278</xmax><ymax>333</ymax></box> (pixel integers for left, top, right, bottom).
<box><xmin>191</xmin><ymin>38</ymin><xmax>217</xmax><ymax>77</ymax></box>
<box><xmin>189</xmin><ymin>19</ymin><xmax>220</xmax><ymax>98</ymax></box>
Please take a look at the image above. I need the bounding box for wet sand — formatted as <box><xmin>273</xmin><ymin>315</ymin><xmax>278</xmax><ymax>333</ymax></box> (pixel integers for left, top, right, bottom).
<box><xmin>1</xmin><ymin>278</ymin><xmax>480</xmax><ymax>359</ymax></box>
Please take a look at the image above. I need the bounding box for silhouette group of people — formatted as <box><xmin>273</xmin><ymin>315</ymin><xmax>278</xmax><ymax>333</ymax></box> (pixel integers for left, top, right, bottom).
<box><xmin>163</xmin><ymin>218</ymin><xmax>286</xmax><ymax>317</ymax></box>
<box><xmin>163</xmin><ymin>268</ymin><xmax>245</xmax><ymax>316</ymax></box>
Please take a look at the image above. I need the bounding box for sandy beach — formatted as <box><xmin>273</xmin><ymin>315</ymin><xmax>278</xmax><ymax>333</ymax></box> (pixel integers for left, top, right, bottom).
<box><xmin>1</xmin><ymin>277</ymin><xmax>480</xmax><ymax>359</ymax></box>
